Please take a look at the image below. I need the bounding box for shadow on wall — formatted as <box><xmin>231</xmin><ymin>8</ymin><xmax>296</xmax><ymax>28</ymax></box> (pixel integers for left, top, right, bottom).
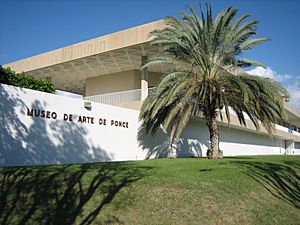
<box><xmin>175</xmin><ymin>139</ymin><xmax>203</xmax><ymax>158</ymax></box>
<box><xmin>137</xmin><ymin>121</ymin><xmax>206</xmax><ymax>159</ymax></box>
<box><xmin>0</xmin><ymin>86</ymin><xmax>111</xmax><ymax>166</ymax></box>
<box><xmin>0</xmin><ymin>162</ymin><xmax>151</xmax><ymax>225</ymax></box>
<box><xmin>231</xmin><ymin>160</ymin><xmax>300</xmax><ymax>209</ymax></box>
<box><xmin>137</xmin><ymin>126</ymin><xmax>170</xmax><ymax>159</ymax></box>
<box><xmin>218</xmin><ymin>125</ymin><xmax>282</xmax><ymax>148</ymax></box>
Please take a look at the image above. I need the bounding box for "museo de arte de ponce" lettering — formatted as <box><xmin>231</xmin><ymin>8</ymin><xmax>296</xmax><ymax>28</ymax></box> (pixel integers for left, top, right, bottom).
<box><xmin>26</xmin><ymin>108</ymin><xmax>129</xmax><ymax>128</ymax></box>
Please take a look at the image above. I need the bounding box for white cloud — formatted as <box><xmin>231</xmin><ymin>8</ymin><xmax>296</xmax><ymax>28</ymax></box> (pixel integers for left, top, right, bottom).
<box><xmin>286</xmin><ymin>77</ymin><xmax>300</xmax><ymax>111</ymax></box>
<box><xmin>247</xmin><ymin>66</ymin><xmax>300</xmax><ymax>111</ymax></box>
<box><xmin>247</xmin><ymin>66</ymin><xmax>293</xmax><ymax>82</ymax></box>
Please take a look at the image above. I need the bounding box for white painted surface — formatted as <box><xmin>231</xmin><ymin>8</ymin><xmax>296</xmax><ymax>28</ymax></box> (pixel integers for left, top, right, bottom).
<box><xmin>55</xmin><ymin>90</ymin><xmax>83</xmax><ymax>99</ymax></box>
<box><xmin>0</xmin><ymin>84</ymin><xmax>143</xmax><ymax>166</ymax></box>
<box><xmin>292</xmin><ymin>131</ymin><xmax>300</xmax><ymax>137</ymax></box>
<box><xmin>178</xmin><ymin>120</ymin><xmax>285</xmax><ymax>157</ymax></box>
<box><xmin>0</xmin><ymin>84</ymin><xmax>297</xmax><ymax>166</ymax></box>
<box><xmin>275</xmin><ymin>124</ymin><xmax>289</xmax><ymax>133</ymax></box>
<box><xmin>84</xmin><ymin>89</ymin><xmax>142</xmax><ymax>105</ymax></box>
<box><xmin>293</xmin><ymin>142</ymin><xmax>300</xmax><ymax>154</ymax></box>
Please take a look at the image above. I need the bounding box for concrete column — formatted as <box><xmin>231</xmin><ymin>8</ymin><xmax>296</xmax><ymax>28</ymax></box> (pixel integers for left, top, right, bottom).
<box><xmin>141</xmin><ymin>56</ymin><xmax>148</xmax><ymax>101</ymax></box>
<box><xmin>285</xmin><ymin>140</ymin><xmax>295</xmax><ymax>155</ymax></box>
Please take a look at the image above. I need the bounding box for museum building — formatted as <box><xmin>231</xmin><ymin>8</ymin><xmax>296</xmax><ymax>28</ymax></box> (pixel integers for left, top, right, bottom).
<box><xmin>2</xmin><ymin>20</ymin><xmax>300</xmax><ymax>166</ymax></box>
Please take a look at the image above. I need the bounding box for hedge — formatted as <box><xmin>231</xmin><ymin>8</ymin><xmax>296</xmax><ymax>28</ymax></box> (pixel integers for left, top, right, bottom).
<box><xmin>0</xmin><ymin>67</ymin><xmax>55</xmax><ymax>93</ymax></box>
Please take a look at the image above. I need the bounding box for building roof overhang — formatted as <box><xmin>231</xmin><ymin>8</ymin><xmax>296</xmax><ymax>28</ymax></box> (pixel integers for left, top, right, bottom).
<box><xmin>3</xmin><ymin>19</ymin><xmax>300</xmax><ymax>126</ymax></box>
<box><xmin>284</xmin><ymin>103</ymin><xmax>300</xmax><ymax>128</ymax></box>
<box><xmin>3</xmin><ymin>20</ymin><xmax>167</xmax><ymax>94</ymax></box>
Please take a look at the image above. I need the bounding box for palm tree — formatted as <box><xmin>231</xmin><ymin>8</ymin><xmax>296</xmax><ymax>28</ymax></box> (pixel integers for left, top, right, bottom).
<box><xmin>139</xmin><ymin>3</ymin><xmax>288</xmax><ymax>159</ymax></box>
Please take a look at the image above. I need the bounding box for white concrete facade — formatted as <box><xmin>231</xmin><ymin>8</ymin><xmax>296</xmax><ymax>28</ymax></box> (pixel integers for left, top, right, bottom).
<box><xmin>1</xmin><ymin>84</ymin><xmax>299</xmax><ymax>166</ymax></box>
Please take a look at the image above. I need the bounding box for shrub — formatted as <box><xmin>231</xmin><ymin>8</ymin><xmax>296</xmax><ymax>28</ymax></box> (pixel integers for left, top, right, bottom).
<box><xmin>0</xmin><ymin>67</ymin><xmax>55</xmax><ymax>93</ymax></box>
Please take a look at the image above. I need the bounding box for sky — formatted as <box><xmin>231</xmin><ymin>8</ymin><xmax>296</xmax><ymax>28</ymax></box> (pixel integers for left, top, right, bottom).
<box><xmin>0</xmin><ymin>0</ymin><xmax>299</xmax><ymax>109</ymax></box>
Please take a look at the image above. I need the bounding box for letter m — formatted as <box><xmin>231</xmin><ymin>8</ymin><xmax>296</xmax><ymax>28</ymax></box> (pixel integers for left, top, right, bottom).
<box><xmin>27</xmin><ymin>108</ymin><xmax>33</xmax><ymax>116</ymax></box>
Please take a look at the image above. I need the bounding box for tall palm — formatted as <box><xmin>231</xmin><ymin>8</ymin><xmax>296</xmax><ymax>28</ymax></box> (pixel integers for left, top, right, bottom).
<box><xmin>139</xmin><ymin>3</ymin><xmax>288</xmax><ymax>159</ymax></box>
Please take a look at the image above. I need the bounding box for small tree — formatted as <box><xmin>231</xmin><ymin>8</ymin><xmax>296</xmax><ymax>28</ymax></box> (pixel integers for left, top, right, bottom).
<box><xmin>139</xmin><ymin>3</ymin><xmax>288</xmax><ymax>159</ymax></box>
<box><xmin>0</xmin><ymin>67</ymin><xmax>55</xmax><ymax>93</ymax></box>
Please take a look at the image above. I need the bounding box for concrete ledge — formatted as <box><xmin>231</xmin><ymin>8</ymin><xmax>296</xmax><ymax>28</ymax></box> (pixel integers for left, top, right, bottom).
<box><xmin>4</xmin><ymin>20</ymin><xmax>166</xmax><ymax>73</ymax></box>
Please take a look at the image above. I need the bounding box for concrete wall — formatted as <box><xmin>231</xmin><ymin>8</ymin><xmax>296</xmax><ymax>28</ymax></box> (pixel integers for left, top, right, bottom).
<box><xmin>148</xmin><ymin>71</ymin><xmax>163</xmax><ymax>87</ymax></box>
<box><xmin>85</xmin><ymin>70</ymin><xmax>163</xmax><ymax>96</ymax></box>
<box><xmin>0</xmin><ymin>84</ymin><xmax>144</xmax><ymax>166</ymax></box>
<box><xmin>0</xmin><ymin>84</ymin><xmax>296</xmax><ymax>166</ymax></box>
<box><xmin>175</xmin><ymin>119</ymin><xmax>285</xmax><ymax>158</ymax></box>
<box><xmin>85</xmin><ymin>70</ymin><xmax>140</xmax><ymax>96</ymax></box>
<box><xmin>294</xmin><ymin>142</ymin><xmax>300</xmax><ymax>154</ymax></box>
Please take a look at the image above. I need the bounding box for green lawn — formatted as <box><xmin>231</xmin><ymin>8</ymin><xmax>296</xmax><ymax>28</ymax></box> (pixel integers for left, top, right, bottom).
<box><xmin>0</xmin><ymin>156</ymin><xmax>299</xmax><ymax>225</ymax></box>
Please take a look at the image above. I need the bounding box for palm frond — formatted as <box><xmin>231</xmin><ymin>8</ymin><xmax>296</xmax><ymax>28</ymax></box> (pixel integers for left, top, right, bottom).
<box><xmin>139</xmin><ymin>2</ymin><xmax>288</xmax><ymax>148</ymax></box>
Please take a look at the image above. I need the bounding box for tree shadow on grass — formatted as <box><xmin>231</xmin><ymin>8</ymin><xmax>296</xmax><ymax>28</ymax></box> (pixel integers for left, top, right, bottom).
<box><xmin>231</xmin><ymin>160</ymin><xmax>300</xmax><ymax>209</ymax></box>
<box><xmin>0</xmin><ymin>162</ymin><xmax>151</xmax><ymax>225</ymax></box>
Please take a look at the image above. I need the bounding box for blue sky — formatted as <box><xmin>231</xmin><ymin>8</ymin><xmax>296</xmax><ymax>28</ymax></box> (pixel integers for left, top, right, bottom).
<box><xmin>0</xmin><ymin>0</ymin><xmax>299</xmax><ymax>108</ymax></box>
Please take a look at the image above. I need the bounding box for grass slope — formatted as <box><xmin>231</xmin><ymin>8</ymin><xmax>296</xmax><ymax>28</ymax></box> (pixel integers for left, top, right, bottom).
<box><xmin>0</xmin><ymin>156</ymin><xmax>299</xmax><ymax>225</ymax></box>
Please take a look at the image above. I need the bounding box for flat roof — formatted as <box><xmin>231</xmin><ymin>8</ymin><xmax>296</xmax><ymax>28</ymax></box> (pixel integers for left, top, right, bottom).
<box><xmin>3</xmin><ymin>20</ymin><xmax>167</xmax><ymax>94</ymax></box>
<box><xmin>4</xmin><ymin>19</ymin><xmax>165</xmax><ymax>73</ymax></box>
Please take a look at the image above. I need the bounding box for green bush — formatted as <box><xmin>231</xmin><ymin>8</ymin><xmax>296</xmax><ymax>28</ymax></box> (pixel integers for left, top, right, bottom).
<box><xmin>0</xmin><ymin>67</ymin><xmax>55</xmax><ymax>93</ymax></box>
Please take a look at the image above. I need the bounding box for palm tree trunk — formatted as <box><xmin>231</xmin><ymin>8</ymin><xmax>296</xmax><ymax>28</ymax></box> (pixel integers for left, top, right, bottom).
<box><xmin>206</xmin><ymin>115</ymin><xmax>222</xmax><ymax>159</ymax></box>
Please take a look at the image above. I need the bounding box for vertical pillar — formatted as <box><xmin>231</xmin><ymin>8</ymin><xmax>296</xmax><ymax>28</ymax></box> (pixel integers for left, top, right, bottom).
<box><xmin>141</xmin><ymin>56</ymin><xmax>148</xmax><ymax>101</ymax></box>
<box><xmin>285</xmin><ymin>140</ymin><xmax>295</xmax><ymax>155</ymax></box>
<box><xmin>83</xmin><ymin>80</ymin><xmax>87</xmax><ymax>97</ymax></box>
